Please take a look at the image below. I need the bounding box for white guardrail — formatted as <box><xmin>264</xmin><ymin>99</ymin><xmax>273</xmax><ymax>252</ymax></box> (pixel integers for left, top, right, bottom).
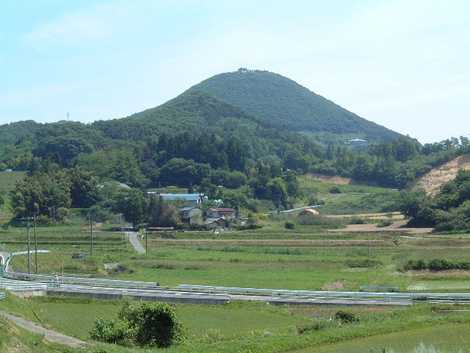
<box><xmin>177</xmin><ymin>284</ymin><xmax>470</xmax><ymax>302</ymax></box>
<box><xmin>3</xmin><ymin>272</ymin><xmax>160</xmax><ymax>290</ymax></box>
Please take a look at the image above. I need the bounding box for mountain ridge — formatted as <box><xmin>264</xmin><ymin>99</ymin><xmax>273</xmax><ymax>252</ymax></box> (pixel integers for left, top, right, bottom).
<box><xmin>188</xmin><ymin>68</ymin><xmax>402</xmax><ymax>142</ymax></box>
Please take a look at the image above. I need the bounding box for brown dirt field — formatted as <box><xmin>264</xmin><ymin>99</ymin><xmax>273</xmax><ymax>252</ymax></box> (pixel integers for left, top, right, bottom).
<box><xmin>415</xmin><ymin>154</ymin><xmax>470</xmax><ymax>196</ymax></box>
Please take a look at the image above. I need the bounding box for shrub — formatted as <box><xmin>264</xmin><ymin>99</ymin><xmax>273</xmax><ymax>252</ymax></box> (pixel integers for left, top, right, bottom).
<box><xmin>120</xmin><ymin>302</ymin><xmax>184</xmax><ymax>347</ymax></box>
<box><xmin>334</xmin><ymin>311</ymin><xmax>358</xmax><ymax>324</ymax></box>
<box><xmin>90</xmin><ymin>318</ymin><xmax>129</xmax><ymax>344</ymax></box>
<box><xmin>349</xmin><ymin>217</ymin><xmax>366</xmax><ymax>224</ymax></box>
<box><xmin>284</xmin><ymin>221</ymin><xmax>295</xmax><ymax>230</ymax></box>
<box><xmin>296</xmin><ymin>321</ymin><xmax>329</xmax><ymax>335</ymax></box>
<box><xmin>90</xmin><ymin>302</ymin><xmax>184</xmax><ymax>348</ymax></box>
<box><xmin>403</xmin><ymin>258</ymin><xmax>470</xmax><ymax>272</ymax></box>
<box><xmin>345</xmin><ymin>259</ymin><xmax>382</xmax><ymax>268</ymax></box>
<box><xmin>329</xmin><ymin>186</ymin><xmax>342</xmax><ymax>194</ymax></box>
<box><xmin>377</xmin><ymin>219</ymin><xmax>393</xmax><ymax>227</ymax></box>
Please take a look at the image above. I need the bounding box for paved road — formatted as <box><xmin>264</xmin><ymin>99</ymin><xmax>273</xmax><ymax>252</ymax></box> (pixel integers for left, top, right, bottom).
<box><xmin>127</xmin><ymin>231</ymin><xmax>145</xmax><ymax>254</ymax></box>
<box><xmin>0</xmin><ymin>310</ymin><xmax>86</xmax><ymax>348</ymax></box>
<box><xmin>0</xmin><ymin>251</ymin><xmax>9</xmax><ymax>268</ymax></box>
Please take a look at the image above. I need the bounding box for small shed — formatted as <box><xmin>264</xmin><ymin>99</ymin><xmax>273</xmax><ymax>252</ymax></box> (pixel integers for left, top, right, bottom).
<box><xmin>298</xmin><ymin>208</ymin><xmax>320</xmax><ymax>224</ymax></box>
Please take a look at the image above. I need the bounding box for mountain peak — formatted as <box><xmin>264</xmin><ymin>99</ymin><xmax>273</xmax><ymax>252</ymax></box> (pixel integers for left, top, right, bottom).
<box><xmin>188</xmin><ymin>69</ymin><xmax>401</xmax><ymax>142</ymax></box>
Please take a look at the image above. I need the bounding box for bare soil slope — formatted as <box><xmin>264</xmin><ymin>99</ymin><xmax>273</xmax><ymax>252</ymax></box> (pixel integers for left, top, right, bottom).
<box><xmin>415</xmin><ymin>154</ymin><xmax>470</xmax><ymax>196</ymax></box>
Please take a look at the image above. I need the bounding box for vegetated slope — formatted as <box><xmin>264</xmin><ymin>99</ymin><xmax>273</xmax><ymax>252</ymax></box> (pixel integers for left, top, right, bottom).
<box><xmin>0</xmin><ymin>120</ymin><xmax>43</xmax><ymax>146</ymax></box>
<box><xmin>415</xmin><ymin>154</ymin><xmax>470</xmax><ymax>196</ymax></box>
<box><xmin>189</xmin><ymin>69</ymin><xmax>402</xmax><ymax>142</ymax></box>
<box><xmin>0</xmin><ymin>317</ymin><xmax>71</xmax><ymax>353</ymax></box>
<box><xmin>97</xmin><ymin>90</ymin><xmax>260</xmax><ymax>139</ymax></box>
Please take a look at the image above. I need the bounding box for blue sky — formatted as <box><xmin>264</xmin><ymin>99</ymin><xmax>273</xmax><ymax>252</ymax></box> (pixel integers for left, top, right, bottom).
<box><xmin>1</xmin><ymin>0</ymin><xmax>469</xmax><ymax>143</ymax></box>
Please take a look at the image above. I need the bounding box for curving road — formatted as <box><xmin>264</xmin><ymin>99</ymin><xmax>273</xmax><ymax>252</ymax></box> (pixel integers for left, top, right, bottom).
<box><xmin>0</xmin><ymin>310</ymin><xmax>86</xmax><ymax>348</ymax></box>
<box><xmin>127</xmin><ymin>231</ymin><xmax>145</xmax><ymax>254</ymax></box>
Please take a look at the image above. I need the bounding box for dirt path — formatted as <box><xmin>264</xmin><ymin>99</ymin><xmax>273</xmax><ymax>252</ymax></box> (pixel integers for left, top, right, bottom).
<box><xmin>127</xmin><ymin>231</ymin><xmax>145</xmax><ymax>254</ymax></box>
<box><xmin>0</xmin><ymin>310</ymin><xmax>87</xmax><ymax>348</ymax></box>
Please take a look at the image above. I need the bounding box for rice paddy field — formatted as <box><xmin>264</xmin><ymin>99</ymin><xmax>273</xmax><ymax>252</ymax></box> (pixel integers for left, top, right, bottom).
<box><xmin>2</xmin><ymin>293</ymin><xmax>470</xmax><ymax>353</ymax></box>
<box><xmin>2</xmin><ymin>177</ymin><xmax>470</xmax><ymax>352</ymax></box>
<box><xmin>5</xmin><ymin>220</ymin><xmax>470</xmax><ymax>293</ymax></box>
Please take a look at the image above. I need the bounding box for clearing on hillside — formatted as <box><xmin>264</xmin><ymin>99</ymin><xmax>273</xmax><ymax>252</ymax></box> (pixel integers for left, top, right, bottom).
<box><xmin>415</xmin><ymin>154</ymin><xmax>470</xmax><ymax>196</ymax></box>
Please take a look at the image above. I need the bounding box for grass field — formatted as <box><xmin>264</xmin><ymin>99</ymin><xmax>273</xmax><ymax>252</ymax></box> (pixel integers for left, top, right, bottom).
<box><xmin>0</xmin><ymin>171</ymin><xmax>25</xmax><ymax>194</ymax></box>
<box><xmin>3</xmin><ymin>294</ymin><xmax>470</xmax><ymax>353</ymax></box>
<box><xmin>0</xmin><ymin>316</ymin><xmax>71</xmax><ymax>353</ymax></box>
<box><xmin>3</xmin><ymin>209</ymin><xmax>470</xmax><ymax>352</ymax></box>
<box><xmin>298</xmin><ymin>175</ymin><xmax>400</xmax><ymax>215</ymax></box>
<box><xmin>6</xmin><ymin>220</ymin><xmax>470</xmax><ymax>292</ymax></box>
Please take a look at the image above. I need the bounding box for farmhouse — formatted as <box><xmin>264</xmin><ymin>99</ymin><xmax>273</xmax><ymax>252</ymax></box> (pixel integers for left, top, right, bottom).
<box><xmin>206</xmin><ymin>208</ymin><xmax>236</xmax><ymax>219</ymax></box>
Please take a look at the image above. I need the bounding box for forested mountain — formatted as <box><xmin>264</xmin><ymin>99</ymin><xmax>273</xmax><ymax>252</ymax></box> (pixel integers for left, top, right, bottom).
<box><xmin>189</xmin><ymin>68</ymin><xmax>402</xmax><ymax>142</ymax></box>
<box><xmin>1</xmin><ymin>69</ymin><xmax>468</xmax><ymax>214</ymax></box>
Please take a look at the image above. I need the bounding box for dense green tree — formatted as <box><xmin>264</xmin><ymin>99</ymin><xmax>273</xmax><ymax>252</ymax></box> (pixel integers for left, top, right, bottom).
<box><xmin>68</xmin><ymin>168</ymin><xmax>101</xmax><ymax>208</ymax></box>
<box><xmin>115</xmin><ymin>189</ymin><xmax>148</xmax><ymax>228</ymax></box>
<box><xmin>148</xmin><ymin>196</ymin><xmax>180</xmax><ymax>228</ymax></box>
<box><xmin>267</xmin><ymin>177</ymin><xmax>288</xmax><ymax>209</ymax></box>
<box><xmin>33</xmin><ymin>136</ymin><xmax>93</xmax><ymax>167</ymax></box>
<box><xmin>10</xmin><ymin>171</ymin><xmax>72</xmax><ymax>220</ymax></box>
<box><xmin>157</xmin><ymin>158</ymin><xmax>210</xmax><ymax>187</ymax></box>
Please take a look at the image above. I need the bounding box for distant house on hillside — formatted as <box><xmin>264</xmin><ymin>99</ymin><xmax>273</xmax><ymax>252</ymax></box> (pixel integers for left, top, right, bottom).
<box><xmin>348</xmin><ymin>138</ymin><xmax>368</xmax><ymax>147</ymax></box>
<box><xmin>206</xmin><ymin>208</ymin><xmax>236</xmax><ymax>220</ymax></box>
<box><xmin>147</xmin><ymin>192</ymin><xmax>205</xmax><ymax>206</ymax></box>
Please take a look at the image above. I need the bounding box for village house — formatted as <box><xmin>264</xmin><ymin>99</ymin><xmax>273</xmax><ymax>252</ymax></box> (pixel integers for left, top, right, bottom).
<box><xmin>206</xmin><ymin>207</ymin><xmax>236</xmax><ymax>220</ymax></box>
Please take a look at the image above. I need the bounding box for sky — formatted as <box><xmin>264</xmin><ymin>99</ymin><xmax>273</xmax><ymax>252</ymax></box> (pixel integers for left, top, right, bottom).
<box><xmin>0</xmin><ymin>0</ymin><xmax>469</xmax><ymax>143</ymax></box>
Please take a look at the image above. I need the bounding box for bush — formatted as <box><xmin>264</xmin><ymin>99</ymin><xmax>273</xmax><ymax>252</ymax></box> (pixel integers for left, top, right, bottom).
<box><xmin>90</xmin><ymin>318</ymin><xmax>129</xmax><ymax>344</ymax></box>
<box><xmin>345</xmin><ymin>259</ymin><xmax>382</xmax><ymax>268</ymax></box>
<box><xmin>120</xmin><ymin>302</ymin><xmax>183</xmax><ymax>347</ymax></box>
<box><xmin>349</xmin><ymin>217</ymin><xmax>366</xmax><ymax>224</ymax></box>
<box><xmin>377</xmin><ymin>219</ymin><xmax>393</xmax><ymax>227</ymax></box>
<box><xmin>334</xmin><ymin>311</ymin><xmax>358</xmax><ymax>324</ymax></box>
<box><xmin>329</xmin><ymin>186</ymin><xmax>342</xmax><ymax>194</ymax></box>
<box><xmin>91</xmin><ymin>302</ymin><xmax>184</xmax><ymax>348</ymax></box>
<box><xmin>284</xmin><ymin>221</ymin><xmax>295</xmax><ymax>230</ymax></box>
<box><xmin>296</xmin><ymin>321</ymin><xmax>329</xmax><ymax>335</ymax></box>
<box><xmin>403</xmin><ymin>258</ymin><xmax>470</xmax><ymax>272</ymax></box>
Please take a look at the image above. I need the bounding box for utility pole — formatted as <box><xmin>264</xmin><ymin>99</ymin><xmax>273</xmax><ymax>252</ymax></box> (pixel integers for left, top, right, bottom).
<box><xmin>33</xmin><ymin>214</ymin><xmax>38</xmax><ymax>274</ymax></box>
<box><xmin>145</xmin><ymin>228</ymin><xmax>148</xmax><ymax>256</ymax></box>
<box><xmin>26</xmin><ymin>217</ymin><xmax>31</xmax><ymax>274</ymax></box>
<box><xmin>89</xmin><ymin>213</ymin><xmax>94</xmax><ymax>256</ymax></box>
